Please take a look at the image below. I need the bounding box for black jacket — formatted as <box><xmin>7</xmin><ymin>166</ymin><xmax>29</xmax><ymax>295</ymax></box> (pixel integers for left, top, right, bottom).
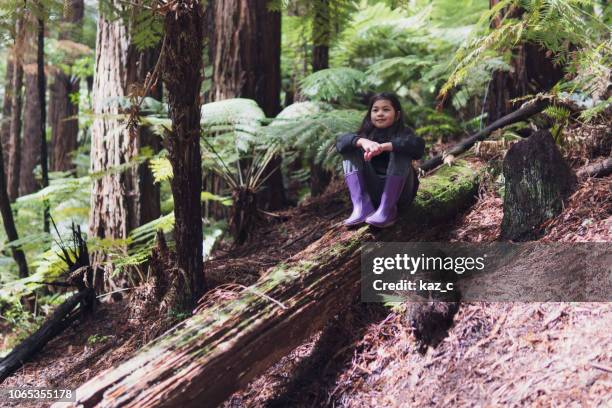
<box><xmin>336</xmin><ymin>127</ymin><xmax>425</xmax><ymax>174</ymax></box>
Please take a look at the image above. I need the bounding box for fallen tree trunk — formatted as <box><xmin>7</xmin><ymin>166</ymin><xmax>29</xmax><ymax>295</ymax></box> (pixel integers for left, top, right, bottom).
<box><xmin>419</xmin><ymin>98</ymin><xmax>549</xmax><ymax>172</ymax></box>
<box><xmin>64</xmin><ymin>163</ymin><xmax>479</xmax><ymax>408</ymax></box>
<box><xmin>0</xmin><ymin>288</ymin><xmax>94</xmax><ymax>383</ymax></box>
<box><xmin>576</xmin><ymin>157</ymin><xmax>612</xmax><ymax>179</ymax></box>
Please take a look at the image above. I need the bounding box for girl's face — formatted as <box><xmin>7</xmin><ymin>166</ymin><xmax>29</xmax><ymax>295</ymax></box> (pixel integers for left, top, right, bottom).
<box><xmin>370</xmin><ymin>99</ymin><xmax>398</xmax><ymax>129</ymax></box>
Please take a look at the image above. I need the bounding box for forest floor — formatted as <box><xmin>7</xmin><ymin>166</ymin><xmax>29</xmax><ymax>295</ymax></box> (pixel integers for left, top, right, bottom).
<box><xmin>1</xmin><ymin>121</ymin><xmax>610</xmax><ymax>407</ymax></box>
<box><xmin>223</xmin><ymin>173</ymin><xmax>611</xmax><ymax>408</ymax></box>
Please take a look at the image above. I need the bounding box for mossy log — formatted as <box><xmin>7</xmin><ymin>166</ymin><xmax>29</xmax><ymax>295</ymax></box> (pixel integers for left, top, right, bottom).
<box><xmin>63</xmin><ymin>163</ymin><xmax>479</xmax><ymax>408</ymax></box>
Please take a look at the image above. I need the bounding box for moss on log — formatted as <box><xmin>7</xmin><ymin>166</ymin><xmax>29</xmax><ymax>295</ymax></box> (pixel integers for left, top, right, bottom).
<box><xmin>63</xmin><ymin>162</ymin><xmax>478</xmax><ymax>408</ymax></box>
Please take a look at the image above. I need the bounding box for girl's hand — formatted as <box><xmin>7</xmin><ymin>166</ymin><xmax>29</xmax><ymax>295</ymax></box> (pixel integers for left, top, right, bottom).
<box><xmin>356</xmin><ymin>138</ymin><xmax>383</xmax><ymax>161</ymax></box>
<box><xmin>362</xmin><ymin>141</ymin><xmax>392</xmax><ymax>161</ymax></box>
<box><xmin>364</xmin><ymin>150</ymin><xmax>379</xmax><ymax>161</ymax></box>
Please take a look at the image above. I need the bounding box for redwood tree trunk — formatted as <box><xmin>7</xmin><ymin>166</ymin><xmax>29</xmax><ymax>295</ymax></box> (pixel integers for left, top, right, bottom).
<box><xmin>20</xmin><ymin>13</ymin><xmax>41</xmax><ymax>196</ymax></box>
<box><xmin>1</xmin><ymin>55</ymin><xmax>14</xmax><ymax>176</ymax></box>
<box><xmin>7</xmin><ymin>16</ymin><xmax>25</xmax><ymax>201</ymax></box>
<box><xmin>309</xmin><ymin>0</ymin><xmax>332</xmax><ymax>196</ymax></box>
<box><xmin>89</xmin><ymin>1</ymin><xmax>160</xmax><ymax>289</ymax></box>
<box><xmin>212</xmin><ymin>0</ymin><xmax>286</xmax><ymax>210</ymax></box>
<box><xmin>49</xmin><ymin>0</ymin><xmax>83</xmax><ymax>173</ymax></box>
<box><xmin>161</xmin><ymin>0</ymin><xmax>206</xmax><ymax>309</ymax></box>
<box><xmin>485</xmin><ymin>1</ymin><xmax>564</xmax><ymax>124</ymax></box>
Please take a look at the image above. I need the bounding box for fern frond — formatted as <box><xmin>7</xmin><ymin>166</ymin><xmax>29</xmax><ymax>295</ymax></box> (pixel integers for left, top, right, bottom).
<box><xmin>299</xmin><ymin>67</ymin><xmax>368</xmax><ymax>104</ymax></box>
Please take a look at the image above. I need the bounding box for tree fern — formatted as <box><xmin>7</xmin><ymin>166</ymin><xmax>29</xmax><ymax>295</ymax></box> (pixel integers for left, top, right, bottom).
<box><xmin>264</xmin><ymin>106</ymin><xmax>363</xmax><ymax>169</ymax></box>
<box><xmin>441</xmin><ymin>0</ymin><xmax>611</xmax><ymax>99</ymax></box>
<box><xmin>299</xmin><ymin>67</ymin><xmax>368</xmax><ymax>104</ymax></box>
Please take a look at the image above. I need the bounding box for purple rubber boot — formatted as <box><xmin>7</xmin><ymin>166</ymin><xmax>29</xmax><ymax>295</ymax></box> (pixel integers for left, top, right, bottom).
<box><xmin>365</xmin><ymin>175</ymin><xmax>405</xmax><ymax>228</ymax></box>
<box><xmin>343</xmin><ymin>171</ymin><xmax>375</xmax><ymax>226</ymax></box>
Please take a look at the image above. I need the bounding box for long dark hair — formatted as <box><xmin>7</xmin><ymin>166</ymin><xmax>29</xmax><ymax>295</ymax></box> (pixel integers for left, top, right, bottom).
<box><xmin>357</xmin><ymin>92</ymin><xmax>406</xmax><ymax>137</ymax></box>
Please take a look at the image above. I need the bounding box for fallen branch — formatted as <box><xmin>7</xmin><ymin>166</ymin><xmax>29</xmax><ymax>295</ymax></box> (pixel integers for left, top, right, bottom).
<box><xmin>63</xmin><ymin>162</ymin><xmax>479</xmax><ymax>408</ymax></box>
<box><xmin>576</xmin><ymin>157</ymin><xmax>612</xmax><ymax>179</ymax></box>
<box><xmin>419</xmin><ymin>98</ymin><xmax>549</xmax><ymax>172</ymax></box>
<box><xmin>0</xmin><ymin>288</ymin><xmax>95</xmax><ymax>383</ymax></box>
<box><xmin>0</xmin><ymin>223</ymin><xmax>94</xmax><ymax>383</ymax></box>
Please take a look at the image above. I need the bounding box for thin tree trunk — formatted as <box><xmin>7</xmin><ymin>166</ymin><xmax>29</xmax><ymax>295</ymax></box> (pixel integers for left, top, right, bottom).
<box><xmin>49</xmin><ymin>0</ymin><xmax>83</xmax><ymax>172</ymax></box>
<box><xmin>38</xmin><ymin>13</ymin><xmax>49</xmax><ymax>232</ymax></box>
<box><xmin>125</xmin><ymin>44</ymin><xmax>162</xmax><ymax>227</ymax></box>
<box><xmin>7</xmin><ymin>16</ymin><xmax>25</xmax><ymax>201</ymax></box>
<box><xmin>20</xmin><ymin>13</ymin><xmax>41</xmax><ymax>196</ymax></box>
<box><xmin>161</xmin><ymin>0</ymin><xmax>206</xmax><ymax>310</ymax></box>
<box><xmin>420</xmin><ymin>98</ymin><xmax>549</xmax><ymax>172</ymax></box>
<box><xmin>0</xmin><ymin>135</ymin><xmax>28</xmax><ymax>278</ymax></box>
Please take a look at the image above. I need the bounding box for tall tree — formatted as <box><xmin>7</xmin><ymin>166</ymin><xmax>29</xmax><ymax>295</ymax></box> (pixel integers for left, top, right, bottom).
<box><xmin>161</xmin><ymin>0</ymin><xmax>206</xmax><ymax>309</ymax></box>
<box><xmin>211</xmin><ymin>0</ymin><xmax>286</xmax><ymax>210</ymax></box>
<box><xmin>37</xmin><ymin>5</ymin><xmax>49</xmax><ymax>231</ymax></box>
<box><xmin>89</xmin><ymin>1</ymin><xmax>161</xmax><ymax>288</ymax></box>
<box><xmin>7</xmin><ymin>14</ymin><xmax>25</xmax><ymax>201</ymax></box>
<box><xmin>309</xmin><ymin>0</ymin><xmax>332</xmax><ymax>196</ymax></box>
<box><xmin>49</xmin><ymin>0</ymin><xmax>84</xmax><ymax>172</ymax></box>
<box><xmin>1</xmin><ymin>52</ymin><xmax>14</xmax><ymax>176</ymax></box>
<box><xmin>0</xmin><ymin>134</ymin><xmax>28</xmax><ymax>278</ymax></box>
<box><xmin>312</xmin><ymin>0</ymin><xmax>330</xmax><ymax>72</ymax></box>
<box><xmin>20</xmin><ymin>13</ymin><xmax>41</xmax><ymax>196</ymax></box>
<box><xmin>485</xmin><ymin>0</ymin><xmax>564</xmax><ymax>124</ymax></box>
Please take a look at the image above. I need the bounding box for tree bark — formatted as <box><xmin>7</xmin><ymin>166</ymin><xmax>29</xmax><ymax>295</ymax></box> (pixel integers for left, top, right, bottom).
<box><xmin>125</xmin><ymin>44</ymin><xmax>162</xmax><ymax>228</ymax></box>
<box><xmin>89</xmin><ymin>2</ymin><xmax>132</xmax><ymax>271</ymax></box>
<box><xmin>7</xmin><ymin>15</ymin><xmax>25</xmax><ymax>201</ymax></box>
<box><xmin>212</xmin><ymin>0</ymin><xmax>286</xmax><ymax>210</ymax></box>
<box><xmin>49</xmin><ymin>0</ymin><xmax>83</xmax><ymax>173</ymax></box>
<box><xmin>485</xmin><ymin>1</ymin><xmax>564</xmax><ymax>124</ymax></box>
<box><xmin>1</xmin><ymin>54</ymin><xmax>14</xmax><ymax>176</ymax></box>
<box><xmin>20</xmin><ymin>13</ymin><xmax>41</xmax><ymax>196</ymax></box>
<box><xmin>576</xmin><ymin>157</ymin><xmax>612</xmax><ymax>179</ymax></box>
<box><xmin>160</xmin><ymin>0</ymin><xmax>206</xmax><ymax>310</ymax></box>
<box><xmin>309</xmin><ymin>0</ymin><xmax>332</xmax><ymax>197</ymax></box>
<box><xmin>0</xmin><ymin>130</ymin><xmax>28</xmax><ymax>278</ymax></box>
<box><xmin>65</xmin><ymin>163</ymin><xmax>478</xmax><ymax>408</ymax></box>
<box><xmin>89</xmin><ymin>1</ymin><xmax>161</xmax><ymax>288</ymax></box>
<box><xmin>501</xmin><ymin>130</ymin><xmax>576</xmax><ymax>241</ymax></box>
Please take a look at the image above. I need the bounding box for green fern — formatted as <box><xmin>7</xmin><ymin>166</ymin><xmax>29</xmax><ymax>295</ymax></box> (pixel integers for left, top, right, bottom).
<box><xmin>299</xmin><ymin>67</ymin><xmax>368</xmax><ymax>104</ymax></box>
<box><xmin>544</xmin><ymin>105</ymin><xmax>572</xmax><ymax>144</ymax></box>
<box><xmin>264</xmin><ymin>106</ymin><xmax>363</xmax><ymax>169</ymax></box>
<box><xmin>441</xmin><ymin>0</ymin><xmax>610</xmax><ymax>99</ymax></box>
<box><xmin>579</xmin><ymin>97</ymin><xmax>612</xmax><ymax>123</ymax></box>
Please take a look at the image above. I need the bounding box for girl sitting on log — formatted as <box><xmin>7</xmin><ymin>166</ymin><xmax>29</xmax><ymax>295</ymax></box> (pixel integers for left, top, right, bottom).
<box><xmin>336</xmin><ymin>92</ymin><xmax>425</xmax><ymax>228</ymax></box>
